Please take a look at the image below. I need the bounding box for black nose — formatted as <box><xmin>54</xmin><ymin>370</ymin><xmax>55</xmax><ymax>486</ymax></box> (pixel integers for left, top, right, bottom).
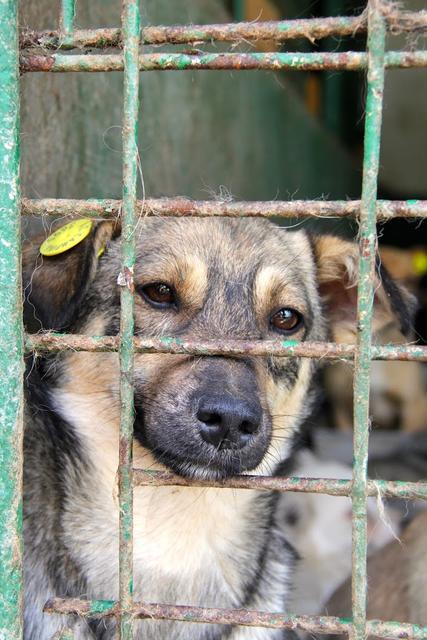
<box><xmin>197</xmin><ymin>397</ymin><xmax>261</xmax><ymax>449</ymax></box>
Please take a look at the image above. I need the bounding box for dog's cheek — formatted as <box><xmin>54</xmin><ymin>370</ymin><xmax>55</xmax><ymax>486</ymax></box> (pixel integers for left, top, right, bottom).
<box><xmin>264</xmin><ymin>359</ymin><xmax>313</xmax><ymax>459</ymax></box>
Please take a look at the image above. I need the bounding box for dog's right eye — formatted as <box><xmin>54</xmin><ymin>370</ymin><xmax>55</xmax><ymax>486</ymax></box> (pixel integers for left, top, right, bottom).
<box><xmin>138</xmin><ymin>282</ymin><xmax>177</xmax><ymax>309</ymax></box>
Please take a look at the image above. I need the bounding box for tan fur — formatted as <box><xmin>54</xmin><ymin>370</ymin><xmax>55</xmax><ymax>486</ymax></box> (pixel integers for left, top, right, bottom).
<box><xmin>325</xmin><ymin>510</ymin><xmax>427</xmax><ymax>635</ymax></box>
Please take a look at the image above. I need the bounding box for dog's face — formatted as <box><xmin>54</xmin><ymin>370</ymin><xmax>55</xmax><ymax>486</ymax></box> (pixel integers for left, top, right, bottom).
<box><xmin>24</xmin><ymin>218</ymin><xmax>413</xmax><ymax>480</ymax></box>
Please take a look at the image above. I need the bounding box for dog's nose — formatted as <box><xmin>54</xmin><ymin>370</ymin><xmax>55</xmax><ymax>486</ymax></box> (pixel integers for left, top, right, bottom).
<box><xmin>197</xmin><ymin>397</ymin><xmax>261</xmax><ymax>449</ymax></box>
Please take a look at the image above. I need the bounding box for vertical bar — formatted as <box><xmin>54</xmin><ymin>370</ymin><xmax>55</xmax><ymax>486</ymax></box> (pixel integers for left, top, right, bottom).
<box><xmin>119</xmin><ymin>0</ymin><xmax>140</xmax><ymax>638</ymax></box>
<box><xmin>0</xmin><ymin>1</ymin><xmax>23</xmax><ymax>638</ymax></box>
<box><xmin>60</xmin><ymin>0</ymin><xmax>75</xmax><ymax>44</ymax></box>
<box><xmin>351</xmin><ymin>2</ymin><xmax>386</xmax><ymax>640</ymax></box>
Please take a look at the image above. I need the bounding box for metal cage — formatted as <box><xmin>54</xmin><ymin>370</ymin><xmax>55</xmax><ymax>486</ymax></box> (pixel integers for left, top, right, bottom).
<box><xmin>1</xmin><ymin>0</ymin><xmax>427</xmax><ymax>638</ymax></box>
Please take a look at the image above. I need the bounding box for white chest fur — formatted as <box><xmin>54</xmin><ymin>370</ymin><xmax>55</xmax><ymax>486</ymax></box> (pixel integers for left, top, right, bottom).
<box><xmin>55</xmin><ymin>390</ymin><xmax>263</xmax><ymax>608</ymax></box>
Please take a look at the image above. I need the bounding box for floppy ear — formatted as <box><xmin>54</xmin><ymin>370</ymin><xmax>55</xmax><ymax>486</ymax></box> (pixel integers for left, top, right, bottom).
<box><xmin>312</xmin><ymin>235</ymin><xmax>416</xmax><ymax>343</ymax></box>
<box><xmin>23</xmin><ymin>220</ymin><xmax>117</xmax><ymax>333</ymax></box>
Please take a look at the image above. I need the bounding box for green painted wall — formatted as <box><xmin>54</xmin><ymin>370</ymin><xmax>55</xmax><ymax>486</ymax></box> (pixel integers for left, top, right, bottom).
<box><xmin>20</xmin><ymin>1</ymin><xmax>360</xmax><ymax>206</ymax></box>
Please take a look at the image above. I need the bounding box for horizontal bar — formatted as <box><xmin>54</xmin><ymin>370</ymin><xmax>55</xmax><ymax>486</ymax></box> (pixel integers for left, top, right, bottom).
<box><xmin>21</xmin><ymin>17</ymin><xmax>364</xmax><ymax>50</ymax></box>
<box><xmin>20</xmin><ymin>50</ymin><xmax>427</xmax><ymax>73</ymax></box>
<box><xmin>20</xmin><ymin>197</ymin><xmax>427</xmax><ymax>219</ymax></box>
<box><xmin>19</xmin><ymin>10</ymin><xmax>427</xmax><ymax>50</ymax></box>
<box><xmin>43</xmin><ymin>599</ymin><xmax>427</xmax><ymax>639</ymax></box>
<box><xmin>133</xmin><ymin>470</ymin><xmax>427</xmax><ymax>500</ymax></box>
<box><xmin>24</xmin><ymin>334</ymin><xmax>427</xmax><ymax>361</ymax></box>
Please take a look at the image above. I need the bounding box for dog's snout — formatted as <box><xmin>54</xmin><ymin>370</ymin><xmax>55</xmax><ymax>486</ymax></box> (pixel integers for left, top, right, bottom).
<box><xmin>197</xmin><ymin>397</ymin><xmax>261</xmax><ymax>449</ymax></box>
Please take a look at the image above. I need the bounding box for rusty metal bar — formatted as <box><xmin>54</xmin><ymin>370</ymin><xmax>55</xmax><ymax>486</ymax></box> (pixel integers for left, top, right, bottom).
<box><xmin>20</xmin><ymin>197</ymin><xmax>427</xmax><ymax>219</ymax></box>
<box><xmin>20</xmin><ymin>17</ymin><xmax>364</xmax><ymax>49</ymax></box>
<box><xmin>43</xmin><ymin>599</ymin><xmax>427</xmax><ymax>639</ymax></box>
<box><xmin>19</xmin><ymin>10</ymin><xmax>427</xmax><ymax>50</ymax></box>
<box><xmin>19</xmin><ymin>50</ymin><xmax>427</xmax><ymax>73</ymax></box>
<box><xmin>118</xmin><ymin>1</ymin><xmax>140</xmax><ymax>638</ymax></box>
<box><xmin>0</xmin><ymin>1</ymin><xmax>23</xmax><ymax>637</ymax></box>
<box><xmin>133</xmin><ymin>470</ymin><xmax>427</xmax><ymax>500</ymax></box>
<box><xmin>351</xmin><ymin>3</ymin><xmax>386</xmax><ymax>640</ymax></box>
<box><xmin>24</xmin><ymin>334</ymin><xmax>427</xmax><ymax>362</ymax></box>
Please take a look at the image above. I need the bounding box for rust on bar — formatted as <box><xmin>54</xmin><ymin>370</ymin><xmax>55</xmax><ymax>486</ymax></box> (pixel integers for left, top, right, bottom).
<box><xmin>43</xmin><ymin>598</ymin><xmax>427</xmax><ymax>639</ymax></box>
<box><xmin>19</xmin><ymin>9</ymin><xmax>427</xmax><ymax>50</ymax></box>
<box><xmin>19</xmin><ymin>51</ymin><xmax>427</xmax><ymax>74</ymax></box>
<box><xmin>133</xmin><ymin>470</ymin><xmax>427</xmax><ymax>500</ymax></box>
<box><xmin>24</xmin><ymin>333</ymin><xmax>427</xmax><ymax>362</ymax></box>
<box><xmin>20</xmin><ymin>197</ymin><xmax>427</xmax><ymax>220</ymax></box>
<box><xmin>20</xmin><ymin>17</ymin><xmax>365</xmax><ymax>49</ymax></box>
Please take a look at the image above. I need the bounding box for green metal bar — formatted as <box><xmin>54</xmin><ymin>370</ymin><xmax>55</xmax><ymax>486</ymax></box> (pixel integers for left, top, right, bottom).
<box><xmin>351</xmin><ymin>3</ymin><xmax>386</xmax><ymax>640</ymax></box>
<box><xmin>43</xmin><ymin>598</ymin><xmax>427</xmax><ymax>639</ymax></box>
<box><xmin>20</xmin><ymin>50</ymin><xmax>427</xmax><ymax>73</ymax></box>
<box><xmin>133</xmin><ymin>470</ymin><xmax>427</xmax><ymax>501</ymax></box>
<box><xmin>60</xmin><ymin>0</ymin><xmax>75</xmax><ymax>46</ymax></box>
<box><xmin>20</xmin><ymin>197</ymin><xmax>427</xmax><ymax>219</ymax></box>
<box><xmin>24</xmin><ymin>334</ymin><xmax>427</xmax><ymax>362</ymax></box>
<box><xmin>0</xmin><ymin>1</ymin><xmax>23</xmax><ymax>638</ymax></box>
<box><xmin>119</xmin><ymin>0</ymin><xmax>140</xmax><ymax>638</ymax></box>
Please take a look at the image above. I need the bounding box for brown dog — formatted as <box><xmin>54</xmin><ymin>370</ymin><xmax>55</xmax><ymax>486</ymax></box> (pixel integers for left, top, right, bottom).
<box><xmin>324</xmin><ymin>509</ymin><xmax>427</xmax><ymax>635</ymax></box>
<box><xmin>22</xmin><ymin>219</ymin><xmax>413</xmax><ymax>639</ymax></box>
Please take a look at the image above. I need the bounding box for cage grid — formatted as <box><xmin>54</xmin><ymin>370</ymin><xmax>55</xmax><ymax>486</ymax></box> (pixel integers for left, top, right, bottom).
<box><xmin>1</xmin><ymin>0</ymin><xmax>427</xmax><ymax>638</ymax></box>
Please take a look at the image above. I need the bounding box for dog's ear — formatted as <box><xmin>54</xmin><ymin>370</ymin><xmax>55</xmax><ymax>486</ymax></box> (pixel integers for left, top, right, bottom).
<box><xmin>313</xmin><ymin>235</ymin><xmax>416</xmax><ymax>342</ymax></box>
<box><xmin>23</xmin><ymin>220</ymin><xmax>117</xmax><ymax>333</ymax></box>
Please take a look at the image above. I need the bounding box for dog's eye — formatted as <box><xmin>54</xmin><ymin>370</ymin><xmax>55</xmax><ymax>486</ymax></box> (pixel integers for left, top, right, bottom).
<box><xmin>139</xmin><ymin>283</ymin><xmax>176</xmax><ymax>309</ymax></box>
<box><xmin>270</xmin><ymin>308</ymin><xmax>303</xmax><ymax>334</ymax></box>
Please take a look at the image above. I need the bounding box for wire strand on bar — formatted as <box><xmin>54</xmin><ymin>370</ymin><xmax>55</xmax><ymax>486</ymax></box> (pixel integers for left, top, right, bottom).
<box><xmin>24</xmin><ymin>334</ymin><xmax>427</xmax><ymax>362</ymax></box>
<box><xmin>118</xmin><ymin>1</ymin><xmax>140</xmax><ymax>638</ymax></box>
<box><xmin>19</xmin><ymin>50</ymin><xmax>427</xmax><ymax>73</ymax></box>
<box><xmin>20</xmin><ymin>197</ymin><xmax>427</xmax><ymax>219</ymax></box>
<box><xmin>43</xmin><ymin>599</ymin><xmax>427</xmax><ymax>640</ymax></box>
<box><xmin>351</xmin><ymin>3</ymin><xmax>386</xmax><ymax>640</ymax></box>
<box><xmin>133</xmin><ymin>469</ymin><xmax>427</xmax><ymax>500</ymax></box>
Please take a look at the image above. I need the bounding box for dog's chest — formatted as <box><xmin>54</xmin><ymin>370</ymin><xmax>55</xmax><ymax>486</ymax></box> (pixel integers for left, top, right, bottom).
<box><xmin>63</xmin><ymin>472</ymin><xmax>262</xmax><ymax>607</ymax></box>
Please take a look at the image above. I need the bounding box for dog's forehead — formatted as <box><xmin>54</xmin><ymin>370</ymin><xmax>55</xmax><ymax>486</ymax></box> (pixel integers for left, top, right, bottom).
<box><xmin>134</xmin><ymin>218</ymin><xmax>313</xmax><ymax>276</ymax></box>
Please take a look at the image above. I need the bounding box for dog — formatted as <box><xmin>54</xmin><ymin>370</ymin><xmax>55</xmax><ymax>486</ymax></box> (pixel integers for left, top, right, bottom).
<box><xmin>22</xmin><ymin>218</ymin><xmax>413</xmax><ymax>639</ymax></box>
<box><xmin>323</xmin><ymin>508</ymin><xmax>427</xmax><ymax>638</ymax></box>
<box><xmin>277</xmin><ymin>449</ymin><xmax>399</xmax><ymax>616</ymax></box>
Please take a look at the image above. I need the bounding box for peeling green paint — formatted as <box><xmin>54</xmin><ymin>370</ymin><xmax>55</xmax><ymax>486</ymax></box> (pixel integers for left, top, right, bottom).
<box><xmin>20</xmin><ymin>51</ymin><xmax>427</xmax><ymax>74</ymax></box>
<box><xmin>60</xmin><ymin>0</ymin><xmax>75</xmax><ymax>46</ymax></box>
<box><xmin>351</xmin><ymin>4</ymin><xmax>386</xmax><ymax>640</ymax></box>
<box><xmin>89</xmin><ymin>600</ymin><xmax>116</xmax><ymax>615</ymax></box>
<box><xmin>118</xmin><ymin>1</ymin><xmax>140</xmax><ymax>639</ymax></box>
<box><xmin>0</xmin><ymin>1</ymin><xmax>23</xmax><ymax>638</ymax></box>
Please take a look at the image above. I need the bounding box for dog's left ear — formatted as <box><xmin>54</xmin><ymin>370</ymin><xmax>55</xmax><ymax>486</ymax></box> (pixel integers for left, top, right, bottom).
<box><xmin>23</xmin><ymin>220</ymin><xmax>118</xmax><ymax>333</ymax></box>
<box><xmin>313</xmin><ymin>235</ymin><xmax>416</xmax><ymax>342</ymax></box>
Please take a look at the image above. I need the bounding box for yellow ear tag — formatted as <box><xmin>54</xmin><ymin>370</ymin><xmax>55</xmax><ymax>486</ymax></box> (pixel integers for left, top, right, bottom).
<box><xmin>40</xmin><ymin>219</ymin><xmax>94</xmax><ymax>257</ymax></box>
<box><xmin>413</xmin><ymin>251</ymin><xmax>427</xmax><ymax>276</ymax></box>
<box><xmin>97</xmin><ymin>246</ymin><xmax>105</xmax><ymax>258</ymax></box>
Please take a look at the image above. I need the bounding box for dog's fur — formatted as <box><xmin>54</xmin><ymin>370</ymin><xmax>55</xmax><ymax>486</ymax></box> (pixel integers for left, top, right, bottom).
<box><xmin>323</xmin><ymin>509</ymin><xmax>427</xmax><ymax>639</ymax></box>
<box><xmin>22</xmin><ymin>218</ymin><xmax>413</xmax><ymax>639</ymax></box>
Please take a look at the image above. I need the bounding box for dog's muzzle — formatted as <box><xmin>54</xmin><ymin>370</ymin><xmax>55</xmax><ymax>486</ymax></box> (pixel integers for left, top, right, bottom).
<box><xmin>134</xmin><ymin>357</ymin><xmax>272</xmax><ymax>479</ymax></box>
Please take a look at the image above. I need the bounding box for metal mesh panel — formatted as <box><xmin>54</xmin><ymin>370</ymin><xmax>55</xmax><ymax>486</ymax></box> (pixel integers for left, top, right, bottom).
<box><xmin>1</xmin><ymin>0</ymin><xmax>427</xmax><ymax>638</ymax></box>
